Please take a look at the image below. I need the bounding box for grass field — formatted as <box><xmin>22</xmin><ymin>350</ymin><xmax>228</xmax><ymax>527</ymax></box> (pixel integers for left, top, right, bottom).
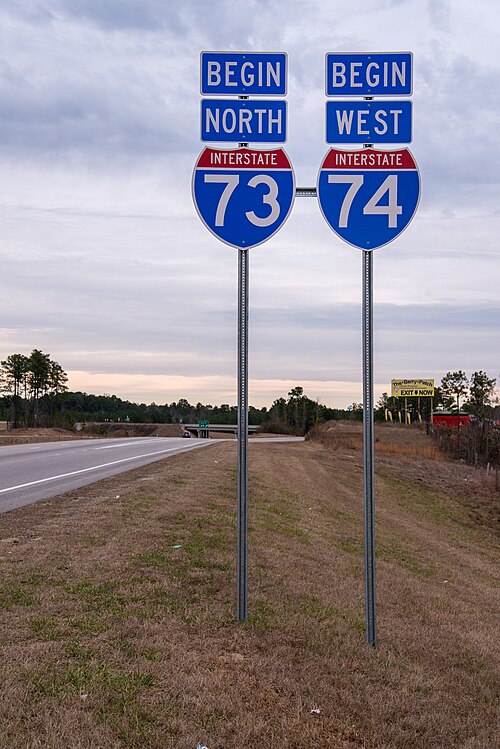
<box><xmin>0</xmin><ymin>423</ymin><xmax>498</xmax><ymax>748</ymax></box>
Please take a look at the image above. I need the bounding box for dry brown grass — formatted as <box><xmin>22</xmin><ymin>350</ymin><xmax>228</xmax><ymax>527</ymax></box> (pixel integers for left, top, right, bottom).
<box><xmin>0</xmin><ymin>428</ymin><xmax>84</xmax><ymax>446</ymax></box>
<box><xmin>0</xmin><ymin>426</ymin><xmax>499</xmax><ymax>748</ymax></box>
<box><xmin>0</xmin><ymin>424</ymin><xmax>186</xmax><ymax>446</ymax></box>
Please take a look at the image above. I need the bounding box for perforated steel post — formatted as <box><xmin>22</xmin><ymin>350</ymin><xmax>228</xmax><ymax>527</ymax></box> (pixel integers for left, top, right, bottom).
<box><xmin>237</xmin><ymin>248</ymin><xmax>249</xmax><ymax>621</ymax></box>
<box><xmin>363</xmin><ymin>250</ymin><xmax>377</xmax><ymax>646</ymax></box>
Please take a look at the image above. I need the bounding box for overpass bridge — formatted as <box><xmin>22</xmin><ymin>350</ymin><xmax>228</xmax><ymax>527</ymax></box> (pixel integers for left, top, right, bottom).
<box><xmin>184</xmin><ymin>424</ymin><xmax>260</xmax><ymax>438</ymax></box>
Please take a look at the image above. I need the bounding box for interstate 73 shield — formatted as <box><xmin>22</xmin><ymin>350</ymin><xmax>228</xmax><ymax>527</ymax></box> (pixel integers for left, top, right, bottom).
<box><xmin>317</xmin><ymin>147</ymin><xmax>420</xmax><ymax>250</ymax></box>
<box><xmin>192</xmin><ymin>147</ymin><xmax>295</xmax><ymax>249</ymax></box>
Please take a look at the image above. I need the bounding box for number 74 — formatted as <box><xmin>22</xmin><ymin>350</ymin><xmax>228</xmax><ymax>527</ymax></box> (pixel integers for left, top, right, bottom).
<box><xmin>328</xmin><ymin>174</ymin><xmax>402</xmax><ymax>228</ymax></box>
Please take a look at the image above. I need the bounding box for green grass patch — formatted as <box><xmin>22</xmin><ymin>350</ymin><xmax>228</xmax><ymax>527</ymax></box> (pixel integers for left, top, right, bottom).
<box><xmin>29</xmin><ymin>616</ymin><xmax>64</xmax><ymax>641</ymax></box>
<box><xmin>349</xmin><ymin>615</ymin><xmax>365</xmax><ymax>634</ymax></box>
<box><xmin>28</xmin><ymin>659</ymin><xmax>154</xmax><ymax>702</ymax></box>
<box><xmin>377</xmin><ymin>542</ymin><xmax>437</xmax><ymax>578</ymax></box>
<box><xmin>0</xmin><ymin>580</ymin><xmax>39</xmax><ymax>609</ymax></box>
<box><xmin>65</xmin><ymin>641</ymin><xmax>96</xmax><ymax>661</ymax></box>
<box><xmin>324</xmin><ymin>505</ymin><xmax>359</xmax><ymax>523</ymax></box>
<box><xmin>184</xmin><ymin>523</ymin><xmax>230</xmax><ymax>557</ymax></box>
<box><xmin>261</xmin><ymin>515</ymin><xmax>310</xmax><ymax>542</ymax></box>
<box><xmin>68</xmin><ymin>614</ymin><xmax>109</xmax><ymax>635</ymax></box>
<box><xmin>142</xmin><ymin>648</ymin><xmax>161</xmax><ymax>662</ymax></box>
<box><xmin>266</xmin><ymin>503</ymin><xmax>300</xmax><ymax>522</ymax></box>
<box><xmin>62</xmin><ymin>579</ymin><xmax>127</xmax><ymax>614</ymax></box>
<box><xmin>297</xmin><ymin>593</ymin><xmax>343</xmax><ymax>622</ymax></box>
<box><xmin>0</xmin><ymin>571</ymin><xmax>51</xmax><ymax>610</ymax></box>
<box><xmin>329</xmin><ymin>533</ymin><xmax>437</xmax><ymax>577</ymax></box>
<box><xmin>330</xmin><ymin>536</ymin><xmax>364</xmax><ymax>555</ymax></box>
<box><xmin>134</xmin><ymin>551</ymin><xmax>188</xmax><ymax>582</ymax></box>
<box><xmin>113</xmin><ymin>638</ymin><xmax>137</xmax><ymax>658</ymax></box>
<box><xmin>246</xmin><ymin>599</ymin><xmax>276</xmax><ymax>630</ymax></box>
<box><xmin>379</xmin><ymin>474</ymin><xmax>455</xmax><ymax>522</ymax></box>
<box><xmin>85</xmin><ymin>535</ymin><xmax>107</xmax><ymax>547</ymax></box>
<box><xmin>170</xmin><ymin>478</ymin><xmax>187</xmax><ymax>487</ymax></box>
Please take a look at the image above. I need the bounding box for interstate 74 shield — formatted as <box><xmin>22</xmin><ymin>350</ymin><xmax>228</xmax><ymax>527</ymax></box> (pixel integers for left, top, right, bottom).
<box><xmin>192</xmin><ymin>147</ymin><xmax>295</xmax><ymax>249</ymax></box>
<box><xmin>317</xmin><ymin>148</ymin><xmax>420</xmax><ymax>250</ymax></box>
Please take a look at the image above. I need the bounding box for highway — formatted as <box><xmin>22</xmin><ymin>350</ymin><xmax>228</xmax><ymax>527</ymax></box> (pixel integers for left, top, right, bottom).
<box><xmin>0</xmin><ymin>437</ymin><xmax>213</xmax><ymax>514</ymax></box>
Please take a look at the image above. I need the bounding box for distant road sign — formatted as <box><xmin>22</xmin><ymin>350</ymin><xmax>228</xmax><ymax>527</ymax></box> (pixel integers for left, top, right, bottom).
<box><xmin>326</xmin><ymin>52</ymin><xmax>412</xmax><ymax>97</ymax></box>
<box><xmin>391</xmin><ymin>379</ymin><xmax>434</xmax><ymax>397</ymax></box>
<box><xmin>326</xmin><ymin>100</ymin><xmax>412</xmax><ymax>144</ymax></box>
<box><xmin>317</xmin><ymin>147</ymin><xmax>420</xmax><ymax>250</ymax></box>
<box><xmin>201</xmin><ymin>52</ymin><xmax>287</xmax><ymax>96</ymax></box>
<box><xmin>201</xmin><ymin>99</ymin><xmax>287</xmax><ymax>143</ymax></box>
<box><xmin>192</xmin><ymin>147</ymin><xmax>295</xmax><ymax>249</ymax></box>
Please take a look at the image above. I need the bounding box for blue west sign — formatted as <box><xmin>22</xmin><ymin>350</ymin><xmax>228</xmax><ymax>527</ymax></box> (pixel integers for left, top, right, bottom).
<box><xmin>325</xmin><ymin>52</ymin><xmax>413</xmax><ymax>97</ymax></box>
<box><xmin>192</xmin><ymin>147</ymin><xmax>295</xmax><ymax>249</ymax></box>
<box><xmin>201</xmin><ymin>52</ymin><xmax>287</xmax><ymax>96</ymax></box>
<box><xmin>326</xmin><ymin>100</ymin><xmax>412</xmax><ymax>144</ymax></box>
<box><xmin>317</xmin><ymin>147</ymin><xmax>420</xmax><ymax>250</ymax></box>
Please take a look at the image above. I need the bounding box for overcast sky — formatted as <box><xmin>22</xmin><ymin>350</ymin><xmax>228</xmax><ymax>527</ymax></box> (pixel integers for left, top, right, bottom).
<box><xmin>0</xmin><ymin>0</ymin><xmax>498</xmax><ymax>408</ymax></box>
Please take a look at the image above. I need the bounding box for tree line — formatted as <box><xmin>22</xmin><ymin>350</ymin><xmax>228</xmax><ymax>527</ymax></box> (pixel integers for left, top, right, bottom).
<box><xmin>0</xmin><ymin>351</ymin><xmax>360</xmax><ymax>435</ymax></box>
<box><xmin>266</xmin><ymin>386</ymin><xmax>362</xmax><ymax>434</ymax></box>
<box><xmin>0</xmin><ymin>350</ymin><xmax>68</xmax><ymax>428</ymax></box>
<box><xmin>1</xmin><ymin>352</ymin><xmax>497</xmax><ymax>436</ymax></box>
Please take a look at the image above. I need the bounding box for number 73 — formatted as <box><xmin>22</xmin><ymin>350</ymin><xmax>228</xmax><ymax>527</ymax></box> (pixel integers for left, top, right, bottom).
<box><xmin>328</xmin><ymin>174</ymin><xmax>402</xmax><ymax>228</ymax></box>
<box><xmin>204</xmin><ymin>173</ymin><xmax>280</xmax><ymax>227</ymax></box>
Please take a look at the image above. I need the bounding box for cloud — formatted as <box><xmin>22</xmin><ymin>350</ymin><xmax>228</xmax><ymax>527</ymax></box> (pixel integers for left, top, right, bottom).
<box><xmin>55</xmin><ymin>0</ymin><xmax>182</xmax><ymax>31</ymax></box>
<box><xmin>0</xmin><ymin>1</ymin><xmax>55</xmax><ymax>24</ymax></box>
<box><xmin>0</xmin><ymin>4</ymin><xmax>199</xmax><ymax>157</ymax></box>
<box><xmin>0</xmin><ymin>0</ymin><xmax>498</xmax><ymax>408</ymax></box>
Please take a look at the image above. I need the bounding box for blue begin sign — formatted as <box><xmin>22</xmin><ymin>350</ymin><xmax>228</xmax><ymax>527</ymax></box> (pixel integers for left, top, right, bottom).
<box><xmin>325</xmin><ymin>52</ymin><xmax>413</xmax><ymax>97</ymax></box>
<box><xmin>201</xmin><ymin>52</ymin><xmax>287</xmax><ymax>96</ymax></box>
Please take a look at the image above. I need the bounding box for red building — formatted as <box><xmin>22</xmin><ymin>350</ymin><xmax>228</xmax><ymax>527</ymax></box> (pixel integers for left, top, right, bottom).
<box><xmin>432</xmin><ymin>411</ymin><xmax>471</xmax><ymax>428</ymax></box>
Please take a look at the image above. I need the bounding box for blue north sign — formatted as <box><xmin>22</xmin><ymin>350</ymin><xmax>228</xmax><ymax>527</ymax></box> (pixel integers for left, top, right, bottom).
<box><xmin>325</xmin><ymin>52</ymin><xmax>413</xmax><ymax>97</ymax></box>
<box><xmin>326</xmin><ymin>100</ymin><xmax>412</xmax><ymax>144</ymax></box>
<box><xmin>201</xmin><ymin>99</ymin><xmax>287</xmax><ymax>143</ymax></box>
<box><xmin>201</xmin><ymin>52</ymin><xmax>287</xmax><ymax>96</ymax></box>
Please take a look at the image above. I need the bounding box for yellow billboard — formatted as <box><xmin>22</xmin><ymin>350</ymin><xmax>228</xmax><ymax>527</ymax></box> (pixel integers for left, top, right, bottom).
<box><xmin>391</xmin><ymin>379</ymin><xmax>434</xmax><ymax>397</ymax></box>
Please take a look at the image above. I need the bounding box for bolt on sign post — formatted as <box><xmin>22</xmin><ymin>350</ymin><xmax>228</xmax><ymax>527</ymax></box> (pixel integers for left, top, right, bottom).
<box><xmin>193</xmin><ymin>51</ymin><xmax>294</xmax><ymax>621</ymax></box>
<box><xmin>318</xmin><ymin>52</ymin><xmax>420</xmax><ymax>646</ymax></box>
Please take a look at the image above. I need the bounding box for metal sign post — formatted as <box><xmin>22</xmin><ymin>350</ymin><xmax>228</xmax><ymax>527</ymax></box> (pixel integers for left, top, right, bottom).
<box><xmin>237</xmin><ymin>248</ymin><xmax>249</xmax><ymax>620</ymax></box>
<box><xmin>194</xmin><ymin>51</ymin><xmax>293</xmax><ymax>622</ymax></box>
<box><xmin>319</xmin><ymin>51</ymin><xmax>418</xmax><ymax>647</ymax></box>
<box><xmin>362</xmin><ymin>250</ymin><xmax>376</xmax><ymax>646</ymax></box>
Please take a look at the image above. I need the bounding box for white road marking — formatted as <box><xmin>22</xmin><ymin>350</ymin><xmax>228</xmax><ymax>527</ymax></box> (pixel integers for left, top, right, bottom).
<box><xmin>0</xmin><ymin>444</ymin><xmax>206</xmax><ymax>495</ymax></box>
<box><xmin>95</xmin><ymin>440</ymin><xmax>162</xmax><ymax>450</ymax></box>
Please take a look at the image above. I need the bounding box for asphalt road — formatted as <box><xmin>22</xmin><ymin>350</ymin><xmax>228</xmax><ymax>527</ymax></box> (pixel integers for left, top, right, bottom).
<box><xmin>0</xmin><ymin>437</ymin><xmax>213</xmax><ymax>514</ymax></box>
